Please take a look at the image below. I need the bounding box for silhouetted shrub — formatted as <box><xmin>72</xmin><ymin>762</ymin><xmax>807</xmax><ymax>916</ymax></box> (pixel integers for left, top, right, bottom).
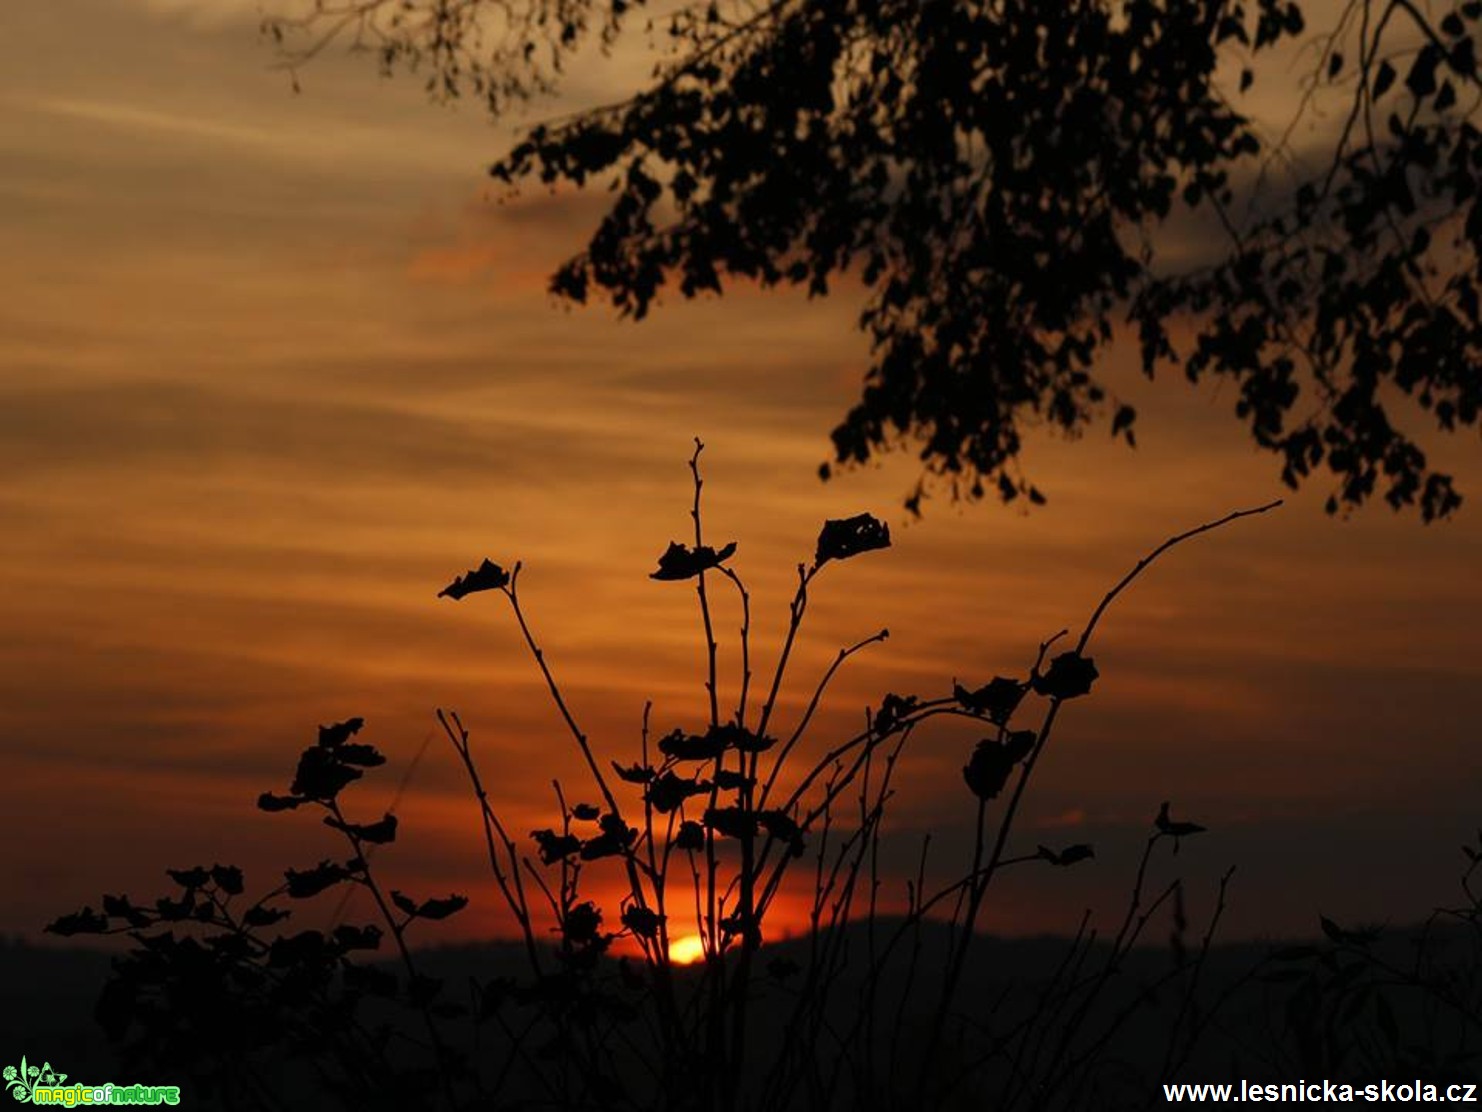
<box><xmin>52</xmin><ymin>444</ymin><xmax>1290</xmax><ymax>1110</ymax></box>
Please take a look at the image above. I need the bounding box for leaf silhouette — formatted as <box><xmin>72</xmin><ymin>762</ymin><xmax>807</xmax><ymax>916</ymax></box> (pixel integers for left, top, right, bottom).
<box><xmin>649</xmin><ymin>540</ymin><xmax>738</xmax><ymax>580</ymax></box>
<box><xmin>580</xmin><ymin>813</ymin><xmax>637</xmax><ymax>859</ymax></box>
<box><xmin>963</xmin><ymin>739</ymin><xmax>1017</xmax><ymax>801</ymax></box>
<box><xmin>1004</xmin><ymin>729</ymin><xmax>1036</xmax><ymax>762</ymax></box>
<box><xmin>621</xmin><ymin>904</ymin><xmax>663</xmax><ymax>939</ymax></box>
<box><xmin>759</xmin><ymin>810</ymin><xmax>805</xmax><ymax>855</ymax></box>
<box><xmin>257</xmin><ymin>791</ymin><xmax>306</xmax><ymax>812</ymax></box>
<box><xmin>44</xmin><ymin>908</ymin><xmax>108</xmax><ymax>936</ymax></box>
<box><xmin>953</xmin><ymin>676</ymin><xmax>1027</xmax><ymax>724</ymax></box>
<box><xmin>102</xmin><ymin>894</ymin><xmax>150</xmax><ymax>929</ymax></box>
<box><xmin>166</xmin><ymin>867</ymin><xmax>209</xmax><ymax>890</ymax></box>
<box><xmin>563</xmin><ymin>901</ymin><xmax>603</xmax><ymax>945</ymax></box>
<box><xmin>611</xmin><ymin>760</ymin><xmax>654</xmax><ymax>783</ymax></box>
<box><xmin>703</xmin><ymin>806</ymin><xmax>756</xmax><ymax>840</ymax></box>
<box><xmin>645</xmin><ymin>771</ymin><xmax>712</xmax><ymax>813</ymax></box>
<box><xmin>707</xmin><ymin>722</ymin><xmax>777</xmax><ymax>753</ymax></box>
<box><xmin>324</xmin><ymin>813</ymin><xmax>398</xmax><ymax>844</ymax></box>
<box><xmin>209</xmin><ymin>864</ymin><xmax>244</xmax><ymax>895</ymax></box>
<box><xmin>1155</xmin><ymin>801</ymin><xmax>1208</xmax><ymax>838</ymax></box>
<box><xmin>438</xmin><ymin>558</ymin><xmax>510</xmax><ymax>600</ymax></box>
<box><xmin>333</xmin><ymin>924</ymin><xmax>383</xmax><ymax>951</ymax></box>
<box><xmin>243</xmin><ymin>905</ymin><xmax>290</xmax><ymax>928</ymax></box>
<box><xmin>674</xmin><ymin>820</ymin><xmax>705</xmax><ymax>851</ymax></box>
<box><xmin>532</xmin><ymin>829</ymin><xmax>581</xmax><ymax>864</ymax></box>
<box><xmin>657</xmin><ymin>727</ymin><xmax>728</xmax><ymax>761</ymax></box>
<box><xmin>284</xmin><ymin>861</ymin><xmax>350</xmax><ymax>898</ymax></box>
<box><xmin>1031</xmin><ymin>652</ymin><xmax>1099</xmax><ymax>700</ymax></box>
<box><xmin>875</xmin><ymin>692</ymin><xmax>920</xmax><ymax>736</ymax></box>
<box><xmin>318</xmin><ymin>716</ymin><xmax>365</xmax><ymax>747</ymax></box>
<box><xmin>334</xmin><ymin>742</ymin><xmax>386</xmax><ymax>767</ymax></box>
<box><xmin>1038</xmin><ymin>843</ymin><xmax>1095</xmax><ymax>867</ymax></box>
<box><xmin>814</xmin><ymin>513</ymin><xmax>891</xmax><ymax>565</ymax></box>
<box><xmin>1372</xmin><ymin>59</ymin><xmax>1397</xmax><ymax>97</ymax></box>
<box><xmin>414</xmin><ymin>894</ymin><xmax>469</xmax><ymax>921</ymax></box>
<box><xmin>291</xmin><ymin>747</ymin><xmax>363</xmax><ymax>802</ymax></box>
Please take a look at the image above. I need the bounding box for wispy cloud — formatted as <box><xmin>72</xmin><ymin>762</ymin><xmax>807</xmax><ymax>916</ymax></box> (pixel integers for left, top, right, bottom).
<box><xmin>23</xmin><ymin>94</ymin><xmax>301</xmax><ymax>151</ymax></box>
<box><xmin>132</xmin><ymin>0</ymin><xmax>295</xmax><ymax>30</ymax></box>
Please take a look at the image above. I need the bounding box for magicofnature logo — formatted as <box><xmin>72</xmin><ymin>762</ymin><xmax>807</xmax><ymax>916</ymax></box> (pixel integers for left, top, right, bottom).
<box><xmin>4</xmin><ymin>1056</ymin><xmax>180</xmax><ymax>1106</ymax></box>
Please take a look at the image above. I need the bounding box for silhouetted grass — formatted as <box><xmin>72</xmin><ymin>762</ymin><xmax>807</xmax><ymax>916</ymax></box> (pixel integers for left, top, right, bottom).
<box><xmin>45</xmin><ymin>446</ymin><xmax>1481</xmax><ymax>1108</ymax></box>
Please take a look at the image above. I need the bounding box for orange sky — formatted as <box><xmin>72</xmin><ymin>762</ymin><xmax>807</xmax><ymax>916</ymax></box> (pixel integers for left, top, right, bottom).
<box><xmin>5</xmin><ymin>0</ymin><xmax>1482</xmax><ymax>950</ymax></box>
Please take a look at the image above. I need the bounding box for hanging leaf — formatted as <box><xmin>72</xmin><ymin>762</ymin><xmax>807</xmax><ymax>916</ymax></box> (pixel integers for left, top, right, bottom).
<box><xmin>658</xmin><ymin>727</ymin><xmax>728</xmax><ymax>761</ymax></box>
<box><xmin>291</xmin><ymin>747</ymin><xmax>362</xmax><ymax>802</ymax></box>
<box><xmin>1004</xmin><ymin>729</ymin><xmax>1036</xmax><ymax>762</ymax></box>
<box><xmin>703</xmin><ymin>806</ymin><xmax>756</xmax><ymax>839</ymax></box>
<box><xmin>1372</xmin><ymin>59</ymin><xmax>1397</xmax><ymax>98</ymax></box>
<box><xmin>815</xmin><ymin>513</ymin><xmax>891</xmax><ymax>565</ymax></box>
<box><xmin>963</xmin><ymin>739</ymin><xmax>1017</xmax><ymax>800</ymax></box>
<box><xmin>649</xmin><ymin>540</ymin><xmax>738</xmax><ymax>580</ymax></box>
<box><xmin>644</xmin><ymin>771</ymin><xmax>712</xmax><ymax>813</ymax></box>
<box><xmin>414</xmin><ymin>894</ymin><xmax>469</xmax><ymax>921</ymax></box>
<box><xmin>563</xmin><ymin>901</ymin><xmax>603</xmax><ymax>945</ymax></box>
<box><xmin>438</xmin><ymin>559</ymin><xmax>510</xmax><ymax>600</ymax></box>
<box><xmin>953</xmin><ymin>676</ymin><xmax>1026</xmax><ymax>724</ymax></box>
<box><xmin>674</xmin><ymin>820</ymin><xmax>705</xmax><ymax>851</ymax></box>
<box><xmin>209</xmin><ymin>864</ymin><xmax>244</xmax><ymax>895</ymax></box>
<box><xmin>580</xmin><ymin>813</ymin><xmax>637</xmax><ymax>859</ymax></box>
<box><xmin>532</xmin><ymin>829</ymin><xmax>581</xmax><ymax>864</ymax></box>
<box><xmin>707</xmin><ymin>722</ymin><xmax>777</xmax><ymax>753</ymax></box>
<box><xmin>1031</xmin><ymin>652</ymin><xmax>1099</xmax><ymax>700</ymax></box>
<box><xmin>621</xmin><ymin>904</ymin><xmax>664</xmax><ymax>939</ymax></box>
<box><xmin>875</xmin><ymin>692</ymin><xmax>920</xmax><ymax>735</ymax></box>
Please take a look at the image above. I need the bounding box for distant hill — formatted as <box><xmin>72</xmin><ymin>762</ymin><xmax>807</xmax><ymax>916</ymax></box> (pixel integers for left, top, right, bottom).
<box><xmin>5</xmin><ymin>920</ymin><xmax>1476</xmax><ymax>1107</ymax></box>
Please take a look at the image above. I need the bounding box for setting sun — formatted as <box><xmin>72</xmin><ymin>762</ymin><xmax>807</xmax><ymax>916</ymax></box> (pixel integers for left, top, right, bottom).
<box><xmin>668</xmin><ymin>934</ymin><xmax>707</xmax><ymax>966</ymax></box>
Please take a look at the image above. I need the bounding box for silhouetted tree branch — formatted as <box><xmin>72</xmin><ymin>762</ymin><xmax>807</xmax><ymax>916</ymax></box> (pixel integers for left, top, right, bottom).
<box><xmin>268</xmin><ymin>0</ymin><xmax>1482</xmax><ymax>519</ymax></box>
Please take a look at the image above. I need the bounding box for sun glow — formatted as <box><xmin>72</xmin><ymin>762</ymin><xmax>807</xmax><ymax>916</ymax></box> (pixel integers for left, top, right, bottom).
<box><xmin>668</xmin><ymin>933</ymin><xmax>706</xmax><ymax>965</ymax></box>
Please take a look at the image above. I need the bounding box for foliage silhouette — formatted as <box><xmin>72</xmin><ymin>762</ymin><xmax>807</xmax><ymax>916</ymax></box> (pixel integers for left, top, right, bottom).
<box><xmin>267</xmin><ymin>0</ymin><xmax>1482</xmax><ymax>520</ymax></box>
<box><xmin>48</xmin><ymin>448</ymin><xmax>1372</xmax><ymax>1110</ymax></box>
<box><xmin>1253</xmin><ymin>842</ymin><xmax>1482</xmax><ymax>1086</ymax></box>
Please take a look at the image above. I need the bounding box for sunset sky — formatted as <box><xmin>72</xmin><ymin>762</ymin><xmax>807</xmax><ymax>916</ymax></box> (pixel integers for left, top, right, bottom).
<box><xmin>6</xmin><ymin>0</ymin><xmax>1482</xmax><ymax>949</ymax></box>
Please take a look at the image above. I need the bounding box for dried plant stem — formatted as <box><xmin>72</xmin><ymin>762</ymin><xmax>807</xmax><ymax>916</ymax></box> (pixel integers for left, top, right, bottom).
<box><xmin>438</xmin><ymin>709</ymin><xmax>543</xmax><ymax>976</ymax></box>
<box><xmin>689</xmin><ymin>438</ymin><xmax>723</xmax><ymax>730</ymax></box>
<box><xmin>326</xmin><ymin>799</ymin><xmax>459</xmax><ymax>1110</ymax></box>
<box><xmin>916</xmin><ymin>498</ymin><xmax>1282</xmax><ymax>1099</ymax></box>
